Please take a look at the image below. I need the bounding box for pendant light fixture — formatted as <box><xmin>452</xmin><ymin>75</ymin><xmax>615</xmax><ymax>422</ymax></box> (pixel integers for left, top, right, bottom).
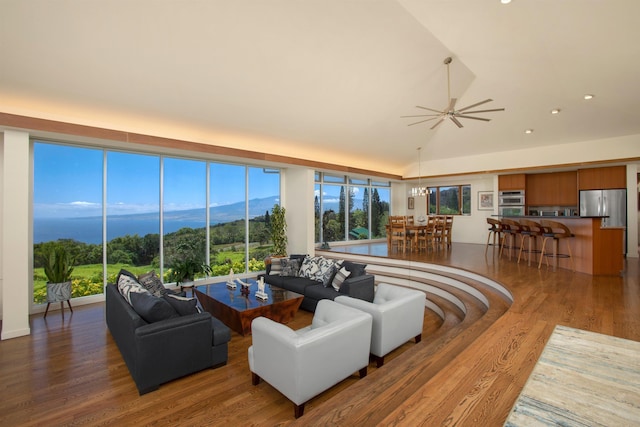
<box><xmin>411</xmin><ymin>147</ymin><xmax>427</xmax><ymax>197</ymax></box>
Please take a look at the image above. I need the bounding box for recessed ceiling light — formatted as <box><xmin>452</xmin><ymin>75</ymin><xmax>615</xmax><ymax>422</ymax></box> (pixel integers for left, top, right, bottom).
<box><xmin>551</xmin><ymin>108</ymin><xmax>561</xmax><ymax>114</ymax></box>
<box><xmin>501</xmin><ymin>0</ymin><xmax>512</xmax><ymax>4</ymax></box>
<box><xmin>584</xmin><ymin>94</ymin><xmax>594</xmax><ymax>100</ymax></box>
<box><xmin>524</xmin><ymin>129</ymin><xmax>533</xmax><ymax>134</ymax></box>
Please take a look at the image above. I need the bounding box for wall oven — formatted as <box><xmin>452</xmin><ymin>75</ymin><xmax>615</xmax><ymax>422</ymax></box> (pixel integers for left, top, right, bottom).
<box><xmin>499</xmin><ymin>206</ymin><xmax>526</xmax><ymax>217</ymax></box>
<box><xmin>498</xmin><ymin>190</ymin><xmax>525</xmax><ymax>206</ymax></box>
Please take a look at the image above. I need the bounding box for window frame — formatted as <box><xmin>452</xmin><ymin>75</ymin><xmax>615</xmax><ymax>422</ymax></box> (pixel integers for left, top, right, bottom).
<box><xmin>427</xmin><ymin>184</ymin><xmax>471</xmax><ymax>215</ymax></box>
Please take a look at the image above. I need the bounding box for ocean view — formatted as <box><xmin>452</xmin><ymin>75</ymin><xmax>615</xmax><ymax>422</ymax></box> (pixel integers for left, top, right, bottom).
<box><xmin>33</xmin><ymin>195</ymin><xmax>344</xmax><ymax>244</ymax></box>
<box><xmin>34</xmin><ymin>216</ymin><xmax>209</xmax><ymax>244</ymax></box>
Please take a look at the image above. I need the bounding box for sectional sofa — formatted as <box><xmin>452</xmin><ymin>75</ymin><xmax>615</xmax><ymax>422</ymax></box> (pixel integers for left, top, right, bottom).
<box><xmin>260</xmin><ymin>255</ymin><xmax>375</xmax><ymax>312</ymax></box>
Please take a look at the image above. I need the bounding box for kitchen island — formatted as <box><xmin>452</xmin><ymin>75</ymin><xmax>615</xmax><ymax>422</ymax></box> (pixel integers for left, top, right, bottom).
<box><xmin>499</xmin><ymin>216</ymin><xmax>624</xmax><ymax>275</ymax></box>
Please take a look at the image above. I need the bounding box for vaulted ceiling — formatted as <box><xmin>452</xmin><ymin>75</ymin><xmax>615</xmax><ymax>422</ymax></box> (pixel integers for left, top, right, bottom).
<box><xmin>1</xmin><ymin>0</ymin><xmax>639</xmax><ymax>177</ymax></box>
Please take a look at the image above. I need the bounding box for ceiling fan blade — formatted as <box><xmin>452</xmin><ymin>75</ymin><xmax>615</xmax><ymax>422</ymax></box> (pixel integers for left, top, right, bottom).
<box><xmin>449</xmin><ymin>116</ymin><xmax>464</xmax><ymax>128</ymax></box>
<box><xmin>416</xmin><ymin>105</ymin><xmax>445</xmax><ymax>114</ymax></box>
<box><xmin>401</xmin><ymin>114</ymin><xmax>441</xmax><ymax>118</ymax></box>
<box><xmin>457</xmin><ymin>99</ymin><xmax>493</xmax><ymax>112</ymax></box>
<box><xmin>461</xmin><ymin>108</ymin><xmax>505</xmax><ymax>114</ymax></box>
<box><xmin>456</xmin><ymin>115</ymin><xmax>491</xmax><ymax>122</ymax></box>
<box><xmin>408</xmin><ymin>117</ymin><xmax>442</xmax><ymax>126</ymax></box>
<box><xmin>447</xmin><ymin>98</ymin><xmax>457</xmax><ymax>112</ymax></box>
<box><xmin>429</xmin><ymin>118</ymin><xmax>445</xmax><ymax>130</ymax></box>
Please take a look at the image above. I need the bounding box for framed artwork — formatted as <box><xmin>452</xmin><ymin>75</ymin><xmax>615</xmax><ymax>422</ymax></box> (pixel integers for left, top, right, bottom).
<box><xmin>478</xmin><ymin>191</ymin><xmax>494</xmax><ymax>210</ymax></box>
<box><xmin>407</xmin><ymin>197</ymin><xmax>415</xmax><ymax>210</ymax></box>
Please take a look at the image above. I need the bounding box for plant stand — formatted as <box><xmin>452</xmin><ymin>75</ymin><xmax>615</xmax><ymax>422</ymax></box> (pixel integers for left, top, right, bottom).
<box><xmin>44</xmin><ymin>300</ymin><xmax>73</xmax><ymax>318</ymax></box>
<box><xmin>44</xmin><ymin>281</ymin><xmax>73</xmax><ymax>318</ymax></box>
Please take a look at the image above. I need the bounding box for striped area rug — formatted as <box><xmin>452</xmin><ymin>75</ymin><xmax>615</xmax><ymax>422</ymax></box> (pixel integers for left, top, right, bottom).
<box><xmin>505</xmin><ymin>325</ymin><xmax>640</xmax><ymax>426</ymax></box>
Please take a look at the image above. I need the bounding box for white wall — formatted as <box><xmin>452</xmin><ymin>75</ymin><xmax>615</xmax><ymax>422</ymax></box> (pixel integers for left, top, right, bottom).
<box><xmin>406</xmin><ymin>174</ymin><xmax>497</xmax><ymax>245</ymax></box>
<box><xmin>282</xmin><ymin>167</ymin><xmax>315</xmax><ymax>256</ymax></box>
<box><xmin>416</xmin><ymin>135</ymin><xmax>640</xmax><ymax>177</ymax></box>
<box><xmin>1</xmin><ymin>130</ymin><xmax>31</xmax><ymax>339</ymax></box>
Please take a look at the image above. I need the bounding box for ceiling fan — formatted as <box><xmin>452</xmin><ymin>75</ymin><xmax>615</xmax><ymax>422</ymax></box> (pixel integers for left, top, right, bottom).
<box><xmin>402</xmin><ymin>57</ymin><xmax>504</xmax><ymax>129</ymax></box>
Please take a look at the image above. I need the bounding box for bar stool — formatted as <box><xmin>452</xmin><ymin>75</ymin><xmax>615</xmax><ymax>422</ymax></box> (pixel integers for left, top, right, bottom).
<box><xmin>538</xmin><ymin>220</ymin><xmax>575</xmax><ymax>271</ymax></box>
<box><xmin>517</xmin><ymin>219</ymin><xmax>543</xmax><ymax>266</ymax></box>
<box><xmin>485</xmin><ymin>218</ymin><xmax>503</xmax><ymax>255</ymax></box>
<box><xmin>500</xmin><ymin>218</ymin><xmax>522</xmax><ymax>261</ymax></box>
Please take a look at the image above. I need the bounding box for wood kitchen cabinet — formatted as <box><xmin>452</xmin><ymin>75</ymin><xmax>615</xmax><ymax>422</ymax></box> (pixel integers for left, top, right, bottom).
<box><xmin>526</xmin><ymin>171</ymin><xmax>577</xmax><ymax>206</ymax></box>
<box><xmin>498</xmin><ymin>174</ymin><xmax>526</xmax><ymax>191</ymax></box>
<box><xmin>578</xmin><ymin>166</ymin><xmax>626</xmax><ymax>190</ymax></box>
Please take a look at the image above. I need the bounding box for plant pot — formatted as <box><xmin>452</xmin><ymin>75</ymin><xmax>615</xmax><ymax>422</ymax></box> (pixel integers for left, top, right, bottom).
<box><xmin>46</xmin><ymin>281</ymin><xmax>72</xmax><ymax>303</ymax></box>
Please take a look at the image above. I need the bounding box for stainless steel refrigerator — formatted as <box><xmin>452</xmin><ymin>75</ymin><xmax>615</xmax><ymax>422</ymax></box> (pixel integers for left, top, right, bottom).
<box><xmin>579</xmin><ymin>189</ymin><xmax>627</xmax><ymax>253</ymax></box>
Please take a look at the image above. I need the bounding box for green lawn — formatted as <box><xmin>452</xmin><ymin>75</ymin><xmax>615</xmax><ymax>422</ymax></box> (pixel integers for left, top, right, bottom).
<box><xmin>33</xmin><ymin>250</ymin><xmax>268</xmax><ymax>304</ymax></box>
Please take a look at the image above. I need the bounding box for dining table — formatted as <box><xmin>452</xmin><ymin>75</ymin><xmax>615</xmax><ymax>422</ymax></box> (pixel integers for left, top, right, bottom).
<box><xmin>386</xmin><ymin>221</ymin><xmax>431</xmax><ymax>252</ymax></box>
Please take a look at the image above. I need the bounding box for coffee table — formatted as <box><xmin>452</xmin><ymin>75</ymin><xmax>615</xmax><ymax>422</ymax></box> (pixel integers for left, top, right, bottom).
<box><xmin>194</xmin><ymin>279</ymin><xmax>304</xmax><ymax>336</ymax></box>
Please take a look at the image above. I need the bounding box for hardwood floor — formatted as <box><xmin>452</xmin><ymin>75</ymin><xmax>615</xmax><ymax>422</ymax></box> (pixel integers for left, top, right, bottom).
<box><xmin>0</xmin><ymin>243</ymin><xmax>638</xmax><ymax>426</ymax></box>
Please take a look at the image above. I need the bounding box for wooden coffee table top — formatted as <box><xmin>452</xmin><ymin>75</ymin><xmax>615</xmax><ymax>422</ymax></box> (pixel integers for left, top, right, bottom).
<box><xmin>194</xmin><ymin>279</ymin><xmax>304</xmax><ymax>336</ymax></box>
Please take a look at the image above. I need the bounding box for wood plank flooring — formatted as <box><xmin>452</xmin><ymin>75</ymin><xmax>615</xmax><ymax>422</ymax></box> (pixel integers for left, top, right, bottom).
<box><xmin>0</xmin><ymin>242</ymin><xmax>638</xmax><ymax>426</ymax></box>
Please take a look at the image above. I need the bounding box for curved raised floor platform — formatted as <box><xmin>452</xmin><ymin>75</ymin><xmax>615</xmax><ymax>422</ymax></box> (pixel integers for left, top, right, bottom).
<box><xmin>290</xmin><ymin>242</ymin><xmax>640</xmax><ymax>426</ymax></box>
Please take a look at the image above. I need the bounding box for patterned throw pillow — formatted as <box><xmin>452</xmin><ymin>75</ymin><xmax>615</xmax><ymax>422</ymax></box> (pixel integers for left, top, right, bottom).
<box><xmin>269</xmin><ymin>257</ymin><xmax>286</xmax><ymax>275</ymax></box>
<box><xmin>117</xmin><ymin>270</ymin><xmax>150</xmax><ymax>305</ymax></box>
<box><xmin>298</xmin><ymin>256</ymin><xmax>320</xmax><ymax>280</ymax></box>
<box><xmin>332</xmin><ymin>266</ymin><xmax>352</xmax><ymax>291</ymax></box>
<box><xmin>299</xmin><ymin>256</ymin><xmax>341</xmax><ymax>286</ymax></box>
<box><xmin>280</xmin><ymin>258</ymin><xmax>302</xmax><ymax>277</ymax></box>
<box><xmin>138</xmin><ymin>270</ymin><xmax>167</xmax><ymax>297</ymax></box>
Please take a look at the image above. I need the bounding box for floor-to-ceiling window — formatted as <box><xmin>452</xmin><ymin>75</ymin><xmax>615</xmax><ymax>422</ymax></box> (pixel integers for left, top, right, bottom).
<box><xmin>33</xmin><ymin>144</ymin><xmax>104</xmax><ymax>304</ymax></box>
<box><xmin>106</xmin><ymin>151</ymin><xmax>160</xmax><ymax>281</ymax></box>
<box><xmin>163</xmin><ymin>157</ymin><xmax>207</xmax><ymax>281</ymax></box>
<box><xmin>32</xmin><ymin>141</ymin><xmax>281</xmax><ymax>305</ymax></box>
<box><xmin>315</xmin><ymin>173</ymin><xmax>390</xmax><ymax>244</ymax></box>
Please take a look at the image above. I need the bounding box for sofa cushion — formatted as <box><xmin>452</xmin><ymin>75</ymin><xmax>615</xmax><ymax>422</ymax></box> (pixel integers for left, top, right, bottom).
<box><xmin>343</xmin><ymin>261</ymin><xmax>367</xmax><ymax>277</ymax></box>
<box><xmin>331</xmin><ymin>266</ymin><xmax>352</xmax><ymax>291</ymax></box>
<box><xmin>304</xmin><ymin>283</ymin><xmax>340</xmax><ymax>301</ymax></box>
<box><xmin>280</xmin><ymin>257</ymin><xmax>302</xmax><ymax>277</ymax></box>
<box><xmin>130</xmin><ymin>291</ymin><xmax>179</xmax><ymax>323</ymax></box>
<box><xmin>163</xmin><ymin>294</ymin><xmax>201</xmax><ymax>316</ymax></box>
<box><xmin>211</xmin><ymin>316</ymin><xmax>232</xmax><ymax>346</ymax></box>
<box><xmin>138</xmin><ymin>270</ymin><xmax>168</xmax><ymax>297</ymax></box>
<box><xmin>268</xmin><ymin>276</ymin><xmax>320</xmax><ymax>295</ymax></box>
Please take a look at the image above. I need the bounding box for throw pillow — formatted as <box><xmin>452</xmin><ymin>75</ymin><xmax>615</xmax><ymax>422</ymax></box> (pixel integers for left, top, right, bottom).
<box><xmin>299</xmin><ymin>256</ymin><xmax>340</xmax><ymax>286</ymax></box>
<box><xmin>332</xmin><ymin>266</ymin><xmax>352</xmax><ymax>291</ymax></box>
<box><xmin>130</xmin><ymin>291</ymin><xmax>179</xmax><ymax>323</ymax></box>
<box><xmin>269</xmin><ymin>257</ymin><xmax>286</xmax><ymax>275</ymax></box>
<box><xmin>342</xmin><ymin>261</ymin><xmax>367</xmax><ymax>277</ymax></box>
<box><xmin>298</xmin><ymin>256</ymin><xmax>321</xmax><ymax>280</ymax></box>
<box><xmin>280</xmin><ymin>258</ymin><xmax>301</xmax><ymax>277</ymax></box>
<box><xmin>164</xmin><ymin>294</ymin><xmax>201</xmax><ymax>316</ymax></box>
<box><xmin>138</xmin><ymin>270</ymin><xmax>167</xmax><ymax>297</ymax></box>
<box><xmin>117</xmin><ymin>270</ymin><xmax>148</xmax><ymax>305</ymax></box>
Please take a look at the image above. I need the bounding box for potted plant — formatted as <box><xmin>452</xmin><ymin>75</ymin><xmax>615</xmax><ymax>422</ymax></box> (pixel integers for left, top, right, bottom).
<box><xmin>170</xmin><ymin>258</ymin><xmax>212</xmax><ymax>285</ymax></box>
<box><xmin>270</xmin><ymin>204</ymin><xmax>288</xmax><ymax>257</ymax></box>
<box><xmin>41</xmin><ymin>247</ymin><xmax>75</xmax><ymax>313</ymax></box>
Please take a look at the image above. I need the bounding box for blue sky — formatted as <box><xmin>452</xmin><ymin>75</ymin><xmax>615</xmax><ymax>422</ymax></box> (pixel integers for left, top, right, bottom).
<box><xmin>33</xmin><ymin>142</ymin><xmax>280</xmax><ymax>218</ymax></box>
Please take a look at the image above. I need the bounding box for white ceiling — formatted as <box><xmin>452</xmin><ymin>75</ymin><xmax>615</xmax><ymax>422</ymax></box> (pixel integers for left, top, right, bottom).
<box><xmin>1</xmin><ymin>0</ymin><xmax>640</xmax><ymax>176</ymax></box>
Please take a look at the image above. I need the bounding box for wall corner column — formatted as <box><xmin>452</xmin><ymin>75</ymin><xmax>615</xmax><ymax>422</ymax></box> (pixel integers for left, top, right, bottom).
<box><xmin>1</xmin><ymin>130</ymin><xmax>31</xmax><ymax>339</ymax></box>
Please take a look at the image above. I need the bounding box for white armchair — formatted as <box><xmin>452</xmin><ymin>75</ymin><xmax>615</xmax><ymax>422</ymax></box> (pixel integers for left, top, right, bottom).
<box><xmin>335</xmin><ymin>283</ymin><xmax>425</xmax><ymax>367</ymax></box>
<box><xmin>248</xmin><ymin>299</ymin><xmax>372</xmax><ymax>418</ymax></box>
